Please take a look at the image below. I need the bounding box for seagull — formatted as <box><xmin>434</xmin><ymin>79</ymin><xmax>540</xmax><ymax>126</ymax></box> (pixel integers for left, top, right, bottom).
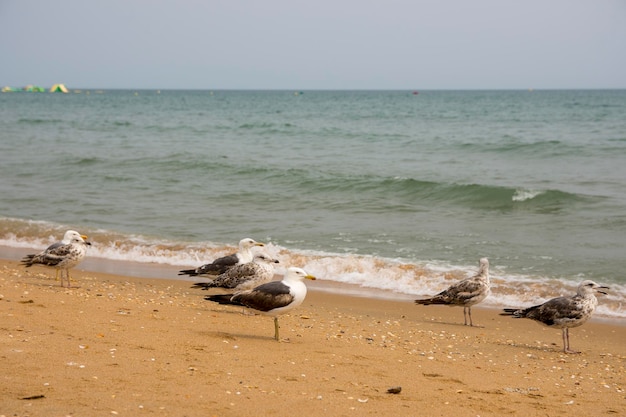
<box><xmin>204</xmin><ymin>267</ymin><xmax>316</xmax><ymax>341</ymax></box>
<box><xmin>178</xmin><ymin>238</ymin><xmax>265</xmax><ymax>277</ymax></box>
<box><xmin>38</xmin><ymin>230</ymin><xmax>79</xmax><ymax>281</ymax></box>
<box><xmin>500</xmin><ymin>280</ymin><xmax>609</xmax><ymax>354</ymax></box>
<box><xmin>21</xmin><ymin>230</ymin><xmax>91</xmax><ymax>287</ymax></box>
<box><xmin>191</xmin><ymin>253</ymin><xmax>279</xmax><ymax>292</ymax></box>
<box><xmin>415</xmin><ymin>257</ymin><xmax>490</xmax><ymax>326</ymax></box>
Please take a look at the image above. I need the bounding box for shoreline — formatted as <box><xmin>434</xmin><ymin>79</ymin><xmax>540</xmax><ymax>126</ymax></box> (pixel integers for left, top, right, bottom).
<box><xmin>2</xmin><ymin>257</ymin><xmax>625</xmax><ymax>416</ymax></box>
<box><xmin>2</xmin><ymin>244</ymin><xmax>623</xmax><ymax>324</ymax></box>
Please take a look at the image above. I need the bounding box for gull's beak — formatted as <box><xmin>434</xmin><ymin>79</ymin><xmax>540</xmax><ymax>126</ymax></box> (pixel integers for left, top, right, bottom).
<box><xmin>596</xmin><ymin>286</ymin><xmax>609</xmax><ymax>295</ymax></box>
<box><xmin>255</xmin><ymin>242</ymin><xmax>265</xmax><ymax>247</ymax></box>
<box><xmin>81</xmin><ymin>235</ymin><xmax>92</xmax><ymax>245</ymax></box>
<box><xmin>305</xmin><ymin>274</ymin><xmax>316</xmax><ymax>281</ymax></box>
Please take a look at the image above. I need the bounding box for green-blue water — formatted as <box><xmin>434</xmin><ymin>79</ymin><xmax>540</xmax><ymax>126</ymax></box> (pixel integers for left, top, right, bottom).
<box><xmin>1</xmin><ymin>89</ymin><xmax>625</xmax><ymax>317</ymax></box>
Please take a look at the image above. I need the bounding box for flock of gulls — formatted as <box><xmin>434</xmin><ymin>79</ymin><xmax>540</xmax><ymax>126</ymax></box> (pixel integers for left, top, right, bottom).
<box><xmin>20</xmin><ymin>232</ymin><xmax>609</xmax><ymax>351</ymax></box>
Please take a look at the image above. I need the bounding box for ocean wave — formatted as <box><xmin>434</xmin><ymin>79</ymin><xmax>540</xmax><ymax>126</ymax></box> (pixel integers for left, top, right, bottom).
<box><xmin>459</xmin><ymin>139</ymin><xmax>589</xmax><ymax>158</ymax></box>
<box><xmin>70</xmin><ymin>157</ymin><xmax>104</xmax><ymax>166</ymax></box>
<box><xmin>36</xmin><ymin>139</ymin><xmax>593</xmax><ymax>217</ymax></box>
<box><xmin>226</xmin><ymin>165</ymin><xmax>596</xmax><ymax>215</ymax></box>
<box><xmin>292</xmin><ymin>174</ymin><xmax>590</xmax><ymax>213</ymax></box>
<box><xmin>17</xmin><ymin>118</ymin><xmax>64</xmax><ymax>124</ymax></box>
<box><xmin>1</xmin><ymin>216</ymin><xmax>624</xmax><ymax>319</ymax></box>
<box><xmin>111</xmin><ymin>120</ymin><xmax>132</xmax><ymax>127</ymax></box>
<box><xmin>512</xmin><ymin>189</ymin><xmax>545</xmax><ymax>202</ymax></box>
<box><xmin>492</xmin><ymin>139</ymin><xmax>565</xmax><ymax>154</ymax></box>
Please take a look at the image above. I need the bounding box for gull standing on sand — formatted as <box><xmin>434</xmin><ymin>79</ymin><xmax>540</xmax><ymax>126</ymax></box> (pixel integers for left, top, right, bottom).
<box><xmin>33</xmin><ymin>230</ymin><xmax>77</xmax><ymax>281</ymax></box>
<box><xmin>20</xmin><ymin>230</ymin><xmax>91</xmax><ymax>288</ymax></box>
<box><xmin>500</xmin><ymin>280</ymin><xmax>609</xmax><ymax>354</ymax></box>
<box><xmin>415</xmin><ymin>257</ymin><xmax>490</xmax><ymax>326</ymax></box>
<box><xmin>204</xmin><ymin>266</ymin><xmax>316</xmax><ymax>341</ymax></box>
<box><xmin>191</xmin><ymin>253</ymin><xmax>279</xmax><ymax>292</ymax></box>
<box><xmin>178</xmin><ymin>238</ymin><xmax>265</xmax><ymax>277</ymax></box>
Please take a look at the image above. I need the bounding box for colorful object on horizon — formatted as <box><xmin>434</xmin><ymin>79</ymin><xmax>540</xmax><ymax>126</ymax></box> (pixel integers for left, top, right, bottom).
<box><xmin>1</xmin><ymin>83</ymin><xmax>68</xmax><ymax>93</ymax></box>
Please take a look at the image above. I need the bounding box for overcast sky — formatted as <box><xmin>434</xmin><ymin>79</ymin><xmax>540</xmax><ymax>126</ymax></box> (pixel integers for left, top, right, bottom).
<box><xmin>1</xmin><ymin>0</ymin><xmax>625</xmax><ymax>90</ymax></box>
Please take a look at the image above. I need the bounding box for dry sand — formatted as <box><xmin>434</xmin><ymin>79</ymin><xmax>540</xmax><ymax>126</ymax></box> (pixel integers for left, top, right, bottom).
<box><xmin>1</xmin><ymin>258</ymin><xmax>624</xmax><ymax>417</ymax></box>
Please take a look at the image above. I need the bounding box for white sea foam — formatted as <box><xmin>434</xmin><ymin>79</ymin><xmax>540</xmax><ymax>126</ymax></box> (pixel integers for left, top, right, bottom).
<box><xmin>2</xmin><ymin>230</ymin><xmax>625</xmax><ymax>319</ymax></box>
<box><xmin>512</xmin><ymin>188</ymin><xmax>544</xmax><ymax>201</ymax></box>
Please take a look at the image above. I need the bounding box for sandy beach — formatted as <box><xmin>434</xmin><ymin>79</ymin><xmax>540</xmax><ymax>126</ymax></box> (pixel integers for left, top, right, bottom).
<box><xmin>1</xmin><ymin>258</ymin><xmax>624</xmax><ymax>417</ymax></box>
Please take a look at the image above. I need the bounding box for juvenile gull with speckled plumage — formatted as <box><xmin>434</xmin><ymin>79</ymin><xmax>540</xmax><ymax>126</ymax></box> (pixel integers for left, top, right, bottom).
<box><xmin>21</xmin><ymin>230</ymin><xmax>91</xmax><ymax>287</ymax></box>
<box><xmin>178</xmin><ymin>238</ymin><xmax>265</xmax><ymax>277</ymax></box>
<box><xmin>191</xmin><ymin>253</ymin><xmax>279</xmax><ymax>292</ymax></box>
<box><xmin>500</xmin><ymin>280</ymin><xmax>609</xmax><ymax>353</ymax></box>
<box><xmin>415</xmin><ymin>257</ymin><xmax>490</xmax><ymax>326</ymax></box>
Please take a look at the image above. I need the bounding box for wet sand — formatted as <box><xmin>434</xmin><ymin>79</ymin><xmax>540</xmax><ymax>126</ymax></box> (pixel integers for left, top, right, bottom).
<box><xmin>1</xmin><ymin>259</ymin><xmax>624</xmax><ymax>416</ymax></box>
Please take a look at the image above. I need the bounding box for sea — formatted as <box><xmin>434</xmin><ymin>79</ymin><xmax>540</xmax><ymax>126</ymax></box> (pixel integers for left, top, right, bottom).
<box><xmin>1</xmin><ymin>89</ymin><xmax>625</xmax><ymax>319</ymax></box>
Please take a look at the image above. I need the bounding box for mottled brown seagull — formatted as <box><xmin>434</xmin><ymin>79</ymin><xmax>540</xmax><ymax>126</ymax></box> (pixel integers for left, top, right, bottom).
<box><xmin>178</xmin><ymin>238</ymin><xmax>265</xmax><ymax>277</ymax></box>
<box><xmin>191</xmin><ymin>253</ymin><xmax>279</xmax><ymax>292</ymax></box>
<box><xmin>415</xmin><ymin>257</ymin><xmax>490</xmax><ymax>326</ymax></box>
<box><xmin>21</xmin><ymin>230</ymin><xmax>91</xmax><ymax>287</ymax></box>
<box><xmin>501</xmin><ymin>280</ymin><xmax>608</xmax><ymax>353</ymax></box>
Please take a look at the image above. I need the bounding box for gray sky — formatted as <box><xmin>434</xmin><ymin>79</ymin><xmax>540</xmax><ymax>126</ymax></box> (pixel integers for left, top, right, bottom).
<box><xmin>1</xmin><ymin>0</ymin><xmax>625</xmax><ymax>90</ymax></box>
